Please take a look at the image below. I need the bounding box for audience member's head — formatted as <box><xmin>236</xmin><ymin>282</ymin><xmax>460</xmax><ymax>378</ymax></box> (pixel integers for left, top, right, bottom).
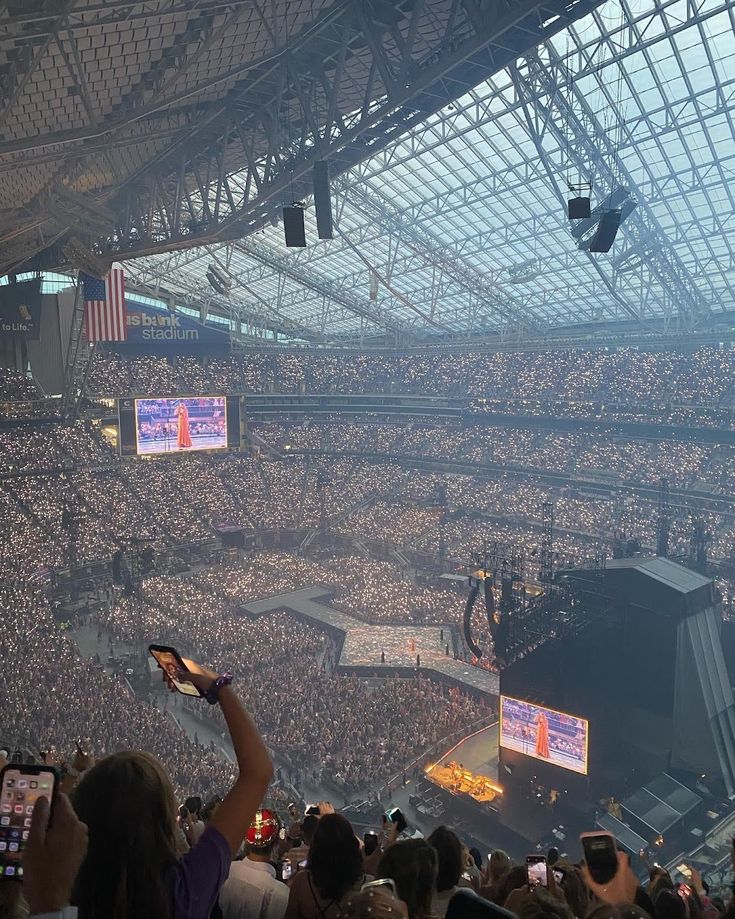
<box><xmin>301</xmin><ymin>814</ymin><xmax>319</xmax><ymax>846</ymax></box>
<box><xmin>309</xmin><ymin>814</ymin><xmax>363</xmax><ymax>902</ymax></box>
<box><xmin>428</xmin><ymin>826</ymin><xmax>464</xmax><ymax>893</ymax></box>
<box><xmin>516</xmin><ymin>888</ymin><xmax>574</xmax><ymax>919</ymax></box>
<box><xmin>494</xmin><ymin>865</ymin><xmax>529</xmax><ymax>907</ymax></box>
<box><xmin>244</xmin><ymin>808</ymin><xmax>281</xmax><ymax>859</ymax></box>
<box><xmin>378</xmin><ymin>839</ymin><xmax>438</xmax><ymax>919</ymax></box>
<box><xmin>654</xmin><ymin>889</ymin><xmax>687</xmax><ymax>919</ymax></box>
<box><xmin>556</xmin><ymin>864</ymin><xmax>590</xmax><ymax>919</ymax></box>
<box><xmin>488</xmin><ymin>850</ymin><xmax>512</xmax><ymax>885</ymax></box>
<box><xmin>72</xmin><ymin>751</ymin><xmax>178</xmax><ymax>917</ymax></box>
<box><xmin>201</xmin><ymin>795</ymin><xmax>222</xmax><ymax>823</ymax></box>
<box><xmin>587</xmin><ymin>905</ymin><xmax>653</xmax><ymax>919</ymax></box>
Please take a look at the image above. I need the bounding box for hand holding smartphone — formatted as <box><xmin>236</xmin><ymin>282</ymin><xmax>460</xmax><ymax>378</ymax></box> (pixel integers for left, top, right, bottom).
<box><xmin>580</xmin><ymin>831</ymin><xmax>618</xmax><ymax>885</ymax></box>
<box><xmin>0</xmin><ymin>764</ymin><xmax>57</xmax><ymax>880</ymax></box>
<box><xmin>148</xmin><ymin>645</ymin><xmax>205</xmax><ymax>697</ymax></box>
<box><xmin>526</xmin><ymin>855</ymin><xmax>548</xmax><ymax>887</ymax></box>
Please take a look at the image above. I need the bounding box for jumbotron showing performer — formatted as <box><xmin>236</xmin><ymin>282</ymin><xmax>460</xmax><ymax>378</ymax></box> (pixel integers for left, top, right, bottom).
<box><xmin>500</xmin><ymin>696</ymin><xmax>588</xmax><ymax>775</ymax></box>
<box><xmin>134</xmin><ymin>396</ymin><xmax>227</xmax><ymax>455</ymax></box>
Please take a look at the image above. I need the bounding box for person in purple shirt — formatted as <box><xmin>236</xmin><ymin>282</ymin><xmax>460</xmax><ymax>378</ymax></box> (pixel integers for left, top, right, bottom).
<box><xmin>70</xmin><ymin>659</ymin><xmax>273</xmax><ymax>919</ymax></box>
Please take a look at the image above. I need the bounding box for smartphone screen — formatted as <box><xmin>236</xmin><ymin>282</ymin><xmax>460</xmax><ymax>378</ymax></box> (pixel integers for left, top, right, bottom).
<box><xmin>149</xmin><ymin>646</ymin><xmax>201</xmax><ymax>697</ymax></box>
<box><xmin>281</xmin><ymin>860</ymin><xmax>293</xmax><ymax>880</ymax></box>
<box><xmin>581</xmin><ymin>832</ymin><xmax>618</xmax><ymax>885</ymax></box>
<box><xmin>0</xmin><ymin>766</ymin><xmax>56</xmax><ymax>880</ymax></box>
<box><xmin>526</xmin><ymin>855</ymin><xmax>547</xmax><ymax>887</ymax></box>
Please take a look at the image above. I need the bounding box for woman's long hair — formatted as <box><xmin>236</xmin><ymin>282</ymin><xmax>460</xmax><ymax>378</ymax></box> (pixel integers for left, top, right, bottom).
<box><xmin>72</xmin><ymin>751</ymin><xmax>179</xmax><ymax>919</ymax></box>
<box><xmin>309</xmin><ymin>814</ymin><xmax>363</xmax><ymax>902</ymax></box>
<box><xmin>378</xmin><ymin>839</ymin><xmax>438</xmax><ymax>919</ymax></box>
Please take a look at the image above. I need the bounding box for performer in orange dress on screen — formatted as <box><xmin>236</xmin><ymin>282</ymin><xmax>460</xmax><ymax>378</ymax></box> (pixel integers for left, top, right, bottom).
<box><xmin>175</xmin><ymin>401</ymin><xmax>192</xmax><ymax>448</ymax></box>
<box><xmin>535</xmin><ymin>710</ymin><xmax>550</xmax><ymax>758</ymax></box>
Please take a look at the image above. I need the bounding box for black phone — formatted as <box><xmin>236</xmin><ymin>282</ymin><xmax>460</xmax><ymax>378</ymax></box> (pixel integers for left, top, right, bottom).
<box><xmin>580</xmin><ymin>831</ymin><xmax>618</xmax><ymax>885</ymax></box>
<box><xmin>148</xmin><ymin>644</ymin><xmax>202</xmax><ymax>697</ymax></box>
<box><xmin>385</xmin><ymin>807</ymin><xmax>407</xmax><ymax>834</ymax></box>
<box><xmin>0</xmin><ymin>764</ymin><xmax>58</xmax><ymax>881</ymax></box>
<box><xmin>364</xmin><ymin>831</ymin><xmax>379</xmax><ymax>856</ymax></box>
<box><xmin>526</xmin><ymin>855</ymin><xmax>547</xmax><ymax>887</ymax></box>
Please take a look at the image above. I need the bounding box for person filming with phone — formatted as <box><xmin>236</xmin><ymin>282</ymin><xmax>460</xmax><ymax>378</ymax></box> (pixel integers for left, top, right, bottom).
<box><xmin>68</xmin><ymin>652</ymin><xmax>273</xmax><ymax>919</ymax></box>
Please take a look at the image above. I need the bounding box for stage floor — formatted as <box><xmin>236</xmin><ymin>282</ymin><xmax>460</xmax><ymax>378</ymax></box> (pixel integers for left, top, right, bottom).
<box><xmin>435</xmin><ymin>722</ymin><xmax>500</xmax><ymax>779</ymax></box>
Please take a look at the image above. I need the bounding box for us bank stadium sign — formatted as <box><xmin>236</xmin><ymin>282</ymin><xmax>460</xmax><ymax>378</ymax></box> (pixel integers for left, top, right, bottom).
<box><xmin>128</xmin><ymin>311</ymin><xmax>199</xmax><ymax>341</ymax></box>
<box><xmin>115</xmin><ymin>300</ymin><xmax>229</xmax><ymax>352</ymax></box>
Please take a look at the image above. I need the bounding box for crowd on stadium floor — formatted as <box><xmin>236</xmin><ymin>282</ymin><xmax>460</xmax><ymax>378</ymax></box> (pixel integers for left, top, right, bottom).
<box><xmin>77</xmin><ymin>562</ymin><xmax>496</xmax><ymax>794</ymax></box>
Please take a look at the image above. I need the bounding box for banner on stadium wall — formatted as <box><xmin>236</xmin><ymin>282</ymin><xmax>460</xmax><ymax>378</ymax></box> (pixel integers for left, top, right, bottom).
<box><xmin>0</xmin><ymin>278</ymin><xmax>42</xmax><ymax>339</ymax></box>
<box><xmin>107</xmin><ymin>299</ymin><xmax>230</xmax><ymax>353</ymax></box>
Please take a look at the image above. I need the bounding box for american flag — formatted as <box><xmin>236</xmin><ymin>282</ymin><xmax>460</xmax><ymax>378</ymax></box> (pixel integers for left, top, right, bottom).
<box><xmin>82</xmin><ymin>269</ymin><xmax>127</xmax><ymax>342</ymax></box>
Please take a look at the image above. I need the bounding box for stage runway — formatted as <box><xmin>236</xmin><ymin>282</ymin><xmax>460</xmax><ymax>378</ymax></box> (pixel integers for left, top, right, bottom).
<box><xmin>241</xmin><ymin>587</ymin><xmax>499</xmax><ymax>697</ymax></box>
<box><xmin>136</xmin><ymin>433</ymin><xmax>227</xmax><ymax>454</ymax></box>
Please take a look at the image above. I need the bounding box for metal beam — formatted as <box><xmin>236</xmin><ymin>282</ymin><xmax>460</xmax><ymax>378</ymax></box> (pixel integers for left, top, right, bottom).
<box><xmin>4</xmin><ymin>0</ymin><xmax>606</xmax><ymax>276</ymax></box>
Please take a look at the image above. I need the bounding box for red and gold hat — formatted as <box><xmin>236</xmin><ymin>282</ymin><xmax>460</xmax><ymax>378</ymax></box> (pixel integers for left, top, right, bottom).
<box><xmin>246</xmin><ymin>808</ymin><xmax>281</xmax><ymax>849</ymax></box>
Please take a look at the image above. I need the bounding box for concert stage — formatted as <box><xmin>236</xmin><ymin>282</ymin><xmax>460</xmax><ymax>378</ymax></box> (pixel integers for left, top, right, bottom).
<box><xmin>426</xmin><ymin>723</ymin><xmax>502</xmax><ymax>804</ymax></box>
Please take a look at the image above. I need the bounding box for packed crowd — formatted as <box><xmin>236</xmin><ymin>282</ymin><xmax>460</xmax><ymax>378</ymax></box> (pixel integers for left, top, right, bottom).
<box><xmin>252</xmin><ymin>420</ymin><xmax>722</xmax><ymax>490</ymax></box>
<box><xmin>94</xmin><ymin>555</ymin><xmax>495</xmax><ymax>792</ymax></box>
<box><xmin>84</xmin><ymin>347</ymin><xmax>735</xmax><ymax>411</ymax></box>
<box><xmin>8</xmin><ymin>720</ymin><xmax>735</xmax><ymax>919</ymax></box>
<box><xmin>0</xmin><ymin>584</ymin><xmax>231</xmax><ymax>801</ymax></box>
<box><xmin>0</xmin><ymin>421</ymin><xmax>732</xmax><ymax>580</ymax></box>
<box><xmin>4</xmin><ymin>348</ymin><xmax>735</xmax><ymax>919</ymax></box>
<box><xmin>0</xmin><ymin>368</ymin><xmax>42</xmax><ymax>405</ymax></box>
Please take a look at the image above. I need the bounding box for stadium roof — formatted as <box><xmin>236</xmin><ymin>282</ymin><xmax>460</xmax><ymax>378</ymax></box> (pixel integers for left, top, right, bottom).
<box><xmin>1</xmin><ymin>0</ymin><xmax>734</xmax><ymax>344</ymax></box>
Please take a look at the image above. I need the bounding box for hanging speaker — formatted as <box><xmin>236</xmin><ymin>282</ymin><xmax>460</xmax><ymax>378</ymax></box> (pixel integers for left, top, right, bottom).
<box><xmin>568</xmin><ymin>196</ymin><xmax>591</xmax><ymax>219</ymax></box>
<box><xmin>589</xmin><ymin>209</ymin><xmax>622</xmax><ymax>252</ymax></box>
<box><xmin>283</xmin><ymin>206</ymin><xmax>306</xmax><ymax>247</ymax></box>
<box><xmin>313</xmin><ymin>161</ymin><xmax>333</xmax><ymax>240</ymax></box>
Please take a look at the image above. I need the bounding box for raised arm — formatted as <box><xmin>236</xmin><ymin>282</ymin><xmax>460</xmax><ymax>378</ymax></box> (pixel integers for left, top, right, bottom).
<box><xmin>182</xmin><ymin>662</ymin><xmax>274</xmax><ymax>855</ymax></box>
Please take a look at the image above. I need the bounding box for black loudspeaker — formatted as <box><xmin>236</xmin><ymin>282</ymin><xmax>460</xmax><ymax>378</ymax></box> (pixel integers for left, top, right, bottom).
<box><xmin>313</xmin><ymin>161</ymin><xmax>333</xmax><ymax>240</ymax></box>
<box><xmin>463</xmin><ymin>583</ymin><xmax>483</xmax><ymax>658</ymax></box>
<box><xmin>283</xmin><ymin>206</ymin><xmax>306</xmax><ymax>247</ymax></box>
<box><xmin>589</xmin><ymin>209</ymin><xmax>622</xmax><ymax>252</ymax></box>
<box><xmin>568</xmin><ymin>196</ymin><xmax>591</xmax><ymax>219</ymax></box>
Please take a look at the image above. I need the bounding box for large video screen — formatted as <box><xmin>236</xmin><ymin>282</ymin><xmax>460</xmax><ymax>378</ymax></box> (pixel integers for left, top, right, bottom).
<box><xmin>500</xmin><ymin>696</ymin><xmax>588</xmax><ymax>775</ymax></box>
<box><xmin>134</xmin><ymin>396</ymin><xmax>227</xmax><ymax>455</ymax></box>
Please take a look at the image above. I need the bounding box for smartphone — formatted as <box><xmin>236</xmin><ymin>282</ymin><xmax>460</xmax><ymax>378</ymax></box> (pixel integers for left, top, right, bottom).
<box><xmin>0</xmin><ymin>764</ymin><xmax>57</xmax><ymax>880</ymax></box>
<box><xmin>281</xmin><ymin>860</ymin><xmax>293</xmax><ymax>881</ymax></box>
<box><xmin>526</xmin><ymin>855</ymin><xmax>547</xmax><ymax>887</ymax></box>
<box><xmin>580</xmin><ymin>831</ymin><xmax>618</xmax><ymax>885</ymax></box>
<box><xmin>364</xmin><ymin>831</ymin><xmax>379</xmax><ymax>857</ymax></box>
<box><xmin>553</xmin><ymin>869</ymin><xmax>564</xmax><ymax>884</ymax></box>
<box><xmin>148</xmin><ymin>645</ymin><xmax>202</xmax><ymax>697</ymax></box>
<box><xmin>385</xmin><ymin>807</ymin><xmax>407</xmax><ymax>834</ymax></box>
<box><xmin>678</xmin><ymin>884</ymin><xmax>692</xmax><ymax>900</ymax></box>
